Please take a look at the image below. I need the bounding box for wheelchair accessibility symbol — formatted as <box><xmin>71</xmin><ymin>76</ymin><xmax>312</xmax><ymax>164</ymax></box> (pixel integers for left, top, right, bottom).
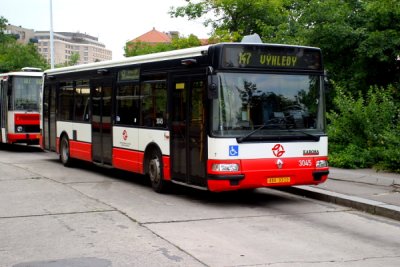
<box><xmin>229</xmin><ymin>145</ymin><xmax>239</xmax><ymax>156</ymax></box>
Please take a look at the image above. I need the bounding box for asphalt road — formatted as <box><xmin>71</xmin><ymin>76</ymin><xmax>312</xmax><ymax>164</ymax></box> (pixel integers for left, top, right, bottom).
<box><xmin>1</xmin><ymin>144</ymin><xmax>400</xmax><ymax>267</ymax></box>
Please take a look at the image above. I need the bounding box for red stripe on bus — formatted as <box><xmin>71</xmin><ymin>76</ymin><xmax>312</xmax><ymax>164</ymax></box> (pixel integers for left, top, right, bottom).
<box><xmin>56</xmin><ymin>137</ymin><xmax>60</xmax><ymax>154</ymax></box>
<box><xmin>113</xmin><ymin>148</ymin><xmax>144</xmax><ymax>173</ymax></box>
<box><xmin>162</xmin><ymin>156</ymin><xmax>171</xmax><ymax>180</ymax></box>
<box><xmin>112</xmin><ymin>148</ymin><xmax>171</xmax><ymax>180</ymax></box>
<box><xmin>7</xmin><ymin>133</ymin><xmax>41</xmax><ymax>143</ymax></box>
<box><xmin>69</xmin><ymin>140</ymin><xmax>92</xmax><ymax>162</ymax></box>
<box><xmin>207</xmin><ymin>157</ymin><xmax>328</xmax><ymax>192</ymax></box>
<box><xmin>14</xmin><ymin>113</ymin><xmax>40</xmax><ymax>125</ymax></box>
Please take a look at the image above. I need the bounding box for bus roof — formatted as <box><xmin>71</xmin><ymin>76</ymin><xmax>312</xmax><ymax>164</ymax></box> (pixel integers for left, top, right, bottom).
<box><xmin>45</xmin><ymin>45</ymin><xmax>212</xmax><ymax>76</ymax></box>
<box><xmin>44</xmin><ymin>42</ymin><xmax>321</xmax><ymax>76</ymax></box>
<box><xmin>0</xmin><ymin>71</ymin><xmax>43</xmax><ymax>78</ymax></box>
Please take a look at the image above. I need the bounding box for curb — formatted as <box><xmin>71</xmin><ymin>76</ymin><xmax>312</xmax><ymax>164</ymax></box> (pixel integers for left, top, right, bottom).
<box><xmin>279</xmin><ymin>186</ymin><xmax>400</xmax><ymax>221</ymax></box>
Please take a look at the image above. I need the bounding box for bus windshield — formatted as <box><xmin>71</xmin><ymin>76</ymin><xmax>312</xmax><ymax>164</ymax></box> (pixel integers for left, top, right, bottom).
<box><xmin>12</xmin><ymin>76</ymin><xmax>42</xmax><ymax>111</ymax></box>
<box><xmin>211</xmin><ymin>72</ymin><xmax>325</xmax><ymax>140</ymax></box>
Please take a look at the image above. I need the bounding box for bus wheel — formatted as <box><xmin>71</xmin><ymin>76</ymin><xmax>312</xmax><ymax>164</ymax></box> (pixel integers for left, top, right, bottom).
<box><xmin>148</xmin><ymin>149</ymin><xmax>169</xmax><ymax>193</ymax></box>
<box><xmin>60</xmin><ymin>136</ymin><xmax>72</xmax><ymax>167</ymax></box>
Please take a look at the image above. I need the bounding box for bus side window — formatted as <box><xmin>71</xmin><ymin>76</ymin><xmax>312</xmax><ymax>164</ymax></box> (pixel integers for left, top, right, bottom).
<box><xmin>140</xmin><ymin>81</ymin><xmax>167</xmax><ymax>128</ymax></box>
<box><xmin>116</xmin><ymin>84</ymin><xmax>139</xmax><ymax>126</ymax></box>
<box><xmin>74</xmin><ymin>81</ymin><xmax>90</xmax><ymax>122</ymax></box>
<box><xmin>58</xmin><ymin>82</ymin><xmax>74</xmax><ymax>121</ymax></box>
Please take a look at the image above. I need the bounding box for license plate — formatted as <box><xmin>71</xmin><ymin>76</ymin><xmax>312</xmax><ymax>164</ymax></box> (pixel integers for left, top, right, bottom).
<box><xmin>267</xmin><ymin>177</ymin><xmax>291</xmax><ymax>184</ymax></box>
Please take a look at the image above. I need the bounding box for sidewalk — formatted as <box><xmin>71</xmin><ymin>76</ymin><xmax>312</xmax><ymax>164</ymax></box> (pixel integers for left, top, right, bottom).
<box><xmin>281</xmin><ymin>168</ymin><xmax>400</xmax><ymax>221</ymax></box>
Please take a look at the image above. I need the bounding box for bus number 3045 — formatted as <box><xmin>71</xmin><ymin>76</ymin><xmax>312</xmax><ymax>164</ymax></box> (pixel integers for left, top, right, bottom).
<box><xmin>299</xmin><ymin>159</ymin><xmax>312</xmax><ymax>167</ymax></box>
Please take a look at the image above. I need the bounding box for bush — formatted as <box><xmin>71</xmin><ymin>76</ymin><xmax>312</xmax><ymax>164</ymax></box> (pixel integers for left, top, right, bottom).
<box><xmin>327</xmin><ymin>85</ymin><xmax>400</xmax><ymax>173</ymax></box>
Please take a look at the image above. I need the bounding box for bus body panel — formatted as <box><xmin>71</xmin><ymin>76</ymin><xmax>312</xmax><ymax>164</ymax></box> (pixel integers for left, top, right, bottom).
<box><xmin>56</xmin><ymin>121</ymin><xmax>92</xmax><ymax>161</ymax></box>
<box><xmin>112</xmin><ymin>148</ymin><xmax>171</xmax><ymax>180</ymax></box>
<box><xmin>56</xmin><ymin>121</ymin><xmax>92</xmax><ymax>143</ymax></box>
<box><xmin>112</xmin><ymin>127</ymin><xmax>171</xmax><ymax>178</ymax></box>
<box><xmin>113</xmin><ymin>127</ymin><xmax>170</xmax><ymax>156</ymax></box>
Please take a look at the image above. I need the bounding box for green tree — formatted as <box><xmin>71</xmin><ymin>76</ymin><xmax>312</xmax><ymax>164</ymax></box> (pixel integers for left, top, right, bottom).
<box><xmin>0</xmin><ymin>16</ymin><xmax>49</xmax><ymax>72</ymax></box>
<box><xmin>291</xmin><ymin>0</ymin><xmax>400</xmax><ymax>95</ymax></box>
<box><xmin>171</xmin><ymin>0</ymin><xmax>400</xmax><ymax>96</ymax></box>
<box><xmin>170</xmin><ymin>0</ymin><xmax>286</xmax><ymax>41</ymax></box>
<box><xmin>328</xmin><ymin>85</ymin><xmax>400</xmax><ymax>172</ymax></box>
<box><xmin>55</xmin><ymin>52</ymin><xmax>80</xmax><ymax>67</ymax></box>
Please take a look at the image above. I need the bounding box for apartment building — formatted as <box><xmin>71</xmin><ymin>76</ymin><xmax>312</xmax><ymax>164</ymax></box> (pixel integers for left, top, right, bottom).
<box><xmin>5</xmin><ymin>24</ymin><xmax>112</xmax><ymax>65</ymax></box>
<box><xmin>35</xmin><ymin>31</ymin><xmax>112</xmax><ymax>65</ymax></box>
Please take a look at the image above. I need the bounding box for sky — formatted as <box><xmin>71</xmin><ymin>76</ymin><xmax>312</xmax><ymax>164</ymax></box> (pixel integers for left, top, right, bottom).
<box><xmin>1</xmin><ymin>0</ymin><xmax>210</xmax><ymax>60</ymax></box>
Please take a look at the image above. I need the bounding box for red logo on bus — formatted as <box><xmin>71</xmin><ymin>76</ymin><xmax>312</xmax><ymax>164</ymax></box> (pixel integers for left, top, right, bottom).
<box><xmin>272</xmin><ymin>144</ymin><xmax>285</xmax><ymax>157</ymax></box>
<box><xmin>122</xmin><ymin>130</ymin><xmax>128</xmax><ymax>141</ymax></box>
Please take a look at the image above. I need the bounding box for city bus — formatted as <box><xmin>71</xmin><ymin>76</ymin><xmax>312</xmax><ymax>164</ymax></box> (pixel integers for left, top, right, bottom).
<box><xmin>0</xmin><ymin>67</ymin><xmax>42</xmax><ymax>145</ymax></box>
<box><xmin>41</xmin><ymin>41</ymin><xmax>329</xmax><ymax>192</ymax></box>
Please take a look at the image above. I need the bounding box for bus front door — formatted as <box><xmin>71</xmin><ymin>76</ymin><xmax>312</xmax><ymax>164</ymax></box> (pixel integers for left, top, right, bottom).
<box><xmin>91</xmin><ymin>80</ymin><xmax>113</xmax><ymax>165</ymax></box>
<box><xmin>171</xmin><ymin>75</ymin><xmax>207</xmax><ymax>188</ymax></box>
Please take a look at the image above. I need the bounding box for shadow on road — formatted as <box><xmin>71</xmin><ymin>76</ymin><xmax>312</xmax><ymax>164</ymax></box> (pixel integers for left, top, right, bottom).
<box><xmin>0</xmin><ymin>143</ymin><xmax>44</xmax><ymax>153</ymax></box>
<box><xmin>41</xmin><ymin>154</ymin><xmax>297</xmax><ymax>207</ymax></box>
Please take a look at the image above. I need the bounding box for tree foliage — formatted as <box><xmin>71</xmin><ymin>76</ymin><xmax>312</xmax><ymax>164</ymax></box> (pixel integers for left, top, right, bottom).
<box><xmin>170</xmin><ymin>0</ymin><xmax>286</xmax><ymax>42</ymax></box>
<box><xmin>0</xmin><ymin>16</ymin><xmax>49</xmax><ymax>72</ymax></box>
<box><xmin>171</xmin><ymin>0</ymin><xmax>400</xmax><ymax>95</ymax></box>
<box><xmin>55</xmin><ymin>52</ymin><xmax>80</xmax><ymax>68</ymax></box>
<box><xmin>327</xmin><ymin>85</ymin><xmax>400</xmax><ymax>172</ymax></box>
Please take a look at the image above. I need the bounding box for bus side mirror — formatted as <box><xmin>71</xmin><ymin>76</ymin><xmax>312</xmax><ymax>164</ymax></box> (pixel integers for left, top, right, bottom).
<box><xmin>208</xmin><ymin>75</ymin><xmax>218</xmax><ymax>99</ymax></box>
<box><xmin>324</xmin><ymin>71</ymin><xmax>331</xmax><ymax>93</ymax></box>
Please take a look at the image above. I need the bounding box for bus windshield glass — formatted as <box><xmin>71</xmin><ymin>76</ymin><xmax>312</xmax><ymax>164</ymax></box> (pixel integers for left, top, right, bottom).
<box><xmin>12</xmin><ymin>76</ymin><xmax>42</xmax><ymax>111</ymax></box>
<box><xmin>211</xmin><ymin>72</ymin><xmax>325</xmax><ymax>139</ymax></box>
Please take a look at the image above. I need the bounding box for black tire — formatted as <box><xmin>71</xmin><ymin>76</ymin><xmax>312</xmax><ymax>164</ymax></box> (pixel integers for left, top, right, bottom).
<box><xmin>60</xmin><ymin>136</ymin><xmax>73</xmax><ymax>167</ymax></box>
<box><xmin>147</xmin><ymin>149</ymin><xmax>169</xmax><ymax>193</ymax></box>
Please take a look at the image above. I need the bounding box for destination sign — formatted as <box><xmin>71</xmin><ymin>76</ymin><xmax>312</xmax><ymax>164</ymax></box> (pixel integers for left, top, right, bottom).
<box><xmin>221</xmin><ymin>45</ymin><xmax>323</xmax><ymax>70</ymax></box>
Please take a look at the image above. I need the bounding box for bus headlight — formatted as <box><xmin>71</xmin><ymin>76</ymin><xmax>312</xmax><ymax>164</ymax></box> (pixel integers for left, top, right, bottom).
<box><xmin>16</xmin><ymin>126</ymin><xmax>24</xmax><ymax>133</ymax></box>
<box><xmin>316</xmin><ymin>160</ymin><xmax>328</xmax><ymax>168</ymax></box>
<box><xmin>212</xmin><ymin>163</ymin><xmax>239</xmax><ymax>172</ymax></box>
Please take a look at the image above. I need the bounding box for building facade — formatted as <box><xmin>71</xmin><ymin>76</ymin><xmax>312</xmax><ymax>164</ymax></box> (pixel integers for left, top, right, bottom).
<box><xmin>35</xmin><ymin>31</ymin><xmax>112</xmax><ymax>65</ymax></box>
<box><xmin>5</xmin><ymin>25</ymin><xmax>112</xmax><ymax>65</ymax></box>
<box><xmin>5</xmin><ymin>24</ymin><xmax>36</xmax><ymax>44</ymax></box>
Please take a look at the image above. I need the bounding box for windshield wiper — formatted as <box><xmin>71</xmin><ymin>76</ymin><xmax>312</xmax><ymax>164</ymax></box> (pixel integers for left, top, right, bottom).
<box><xmin>237</xmin><ymin>124</ymin><xmax>266</xmax><ymax>143</ymax></box>
<box><xmin>285</xmin><ymin>129</ymin><xmax>320</xmax><ymax>141</ymax></box>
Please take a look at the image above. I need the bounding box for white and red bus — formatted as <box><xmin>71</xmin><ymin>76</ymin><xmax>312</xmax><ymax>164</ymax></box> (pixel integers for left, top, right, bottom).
<box><xmin>41</xmin><ymin>41</ymin><xmax>329</xmax><ymax>192</ymax></box>
<box><xmin>0</xmin><ymin>67</ymin><xmax>42</xmax><ymax>145</ymax></box>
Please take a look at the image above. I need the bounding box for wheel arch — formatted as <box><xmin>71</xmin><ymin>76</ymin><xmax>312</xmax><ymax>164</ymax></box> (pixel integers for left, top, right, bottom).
<box><xmin>58</xmin><ymin>131</ymin><xmax>69</xmax><ymax>153</ymax></box>
<box><xmin>143</xmin><ymin>142</ymin><xmax>163</xmax><ymax>175</ymax></box>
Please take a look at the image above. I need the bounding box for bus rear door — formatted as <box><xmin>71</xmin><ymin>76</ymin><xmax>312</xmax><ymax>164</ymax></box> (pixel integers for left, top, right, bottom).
<box><xmin>91</xmin><ymin>79</ymin><xmax>113</xmax><ymax>165</ymax></box>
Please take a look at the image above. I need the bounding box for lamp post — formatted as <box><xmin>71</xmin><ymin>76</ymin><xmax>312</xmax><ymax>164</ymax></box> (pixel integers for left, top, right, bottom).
<box><xmin>49</xmin><ymin>0</ymin><xmax>54</xmax><ymax>69</ymax></box>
